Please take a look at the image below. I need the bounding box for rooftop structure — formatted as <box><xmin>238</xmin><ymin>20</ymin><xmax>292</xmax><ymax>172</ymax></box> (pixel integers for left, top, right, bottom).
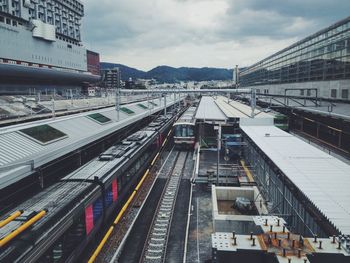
<box><xmin>0</xmin><ymin>95</ymin><xmax>181</xmax><ymax>189</ymax></box>
<box><xmin>195</xmin><ymin>96</ymin><xmax>274</xmax><ymax>124</ymax></box>
<box><xmin>241</xmin><ymin>123</ymin><xmax>350</xmax><ymax>236</ymax></box>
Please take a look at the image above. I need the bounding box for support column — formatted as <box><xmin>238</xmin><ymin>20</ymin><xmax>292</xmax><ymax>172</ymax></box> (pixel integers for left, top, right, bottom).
<box><xmin>164</xmin><ymin>94</ymin><xmax>167</xmax><ymax>117</ymax></box>
<box><xmin>115</xmin><ymin>68</ymin><xmax>121</xmax><ymax>121</ymax></box>
<box><xmin>251</xmin><ymin>89</ymin><xmax>256</xmax><ymax>118</ymax></box>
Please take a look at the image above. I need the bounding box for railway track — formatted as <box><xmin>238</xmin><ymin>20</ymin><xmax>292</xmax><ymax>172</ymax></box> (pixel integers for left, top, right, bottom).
<box><xmin>94</xmin><ymin>146</ymin><xmax>175</xmax><ymax>262</ymax></box>
<box><xmin>140</xmin><ymin>151</ymin><xmax>189</xmax><ymax>263</ymax></box>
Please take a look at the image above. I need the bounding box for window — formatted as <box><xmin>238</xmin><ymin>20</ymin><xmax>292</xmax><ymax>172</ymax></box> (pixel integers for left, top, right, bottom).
<box><xmin>6</xmin><ymin>18</ymin><xmax>11</xmax><ymax>25</ymax></box>
<box><xmin>331</xmin><ymin>89</ymin><xmax>337</xmax><ymax>98</ymax></box>
<box><xmin>300</xmin><ymin>90</ymin><xmax>304</xmax><ymax>96</ymax></box>
<box><xmin>0</xmin><ymin>16</ymin><xmax>4</xmax><ymax>23</ymax></box>
<box><xmin>120</xmin><ymin>107</ymin><xmax>135</xmax><ymax>115</ymax></box>
<box><xmin>341</xmin><ymin>89</ymin><xmax>349</xmax><ymax>99</ymax></box>
<box><xmin>19</xmin><ymin>125</ymin><xmax>68</xmax><ymax>144</ymax></box>
<box><xmin>307</xmin><ymin>90</ymin><xmax>311</xmax><ymax>96</ymax></box>
<box><xmin>87</xmin><ymin>113</ymin><xmax>111</xmax><ymax>124</ymax></box>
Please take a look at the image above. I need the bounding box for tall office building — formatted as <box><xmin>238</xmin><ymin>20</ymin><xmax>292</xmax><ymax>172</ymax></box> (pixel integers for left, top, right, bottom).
<box><xmin>240</xmin><ymin>17</ymin><xmax>350</xmax><ymax>100</ymax></box>
<box><xmin>0</xmin><ymin>0</ymin><xmax>100</xmax><ymax>94</ymax></box>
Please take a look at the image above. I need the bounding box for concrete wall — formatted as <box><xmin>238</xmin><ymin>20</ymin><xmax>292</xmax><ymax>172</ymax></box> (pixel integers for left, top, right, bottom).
<box><xmin>212</xmin><ymin>186</ymin><xmax>269</xmax><ymax>232</ymax></box>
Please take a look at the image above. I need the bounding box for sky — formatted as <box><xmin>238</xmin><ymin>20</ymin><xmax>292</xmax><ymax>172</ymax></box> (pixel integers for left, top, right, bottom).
<box><xmin>82</xmin><ymin>0</ymin><xmax>350</xmax><ymax>71</ymax></box>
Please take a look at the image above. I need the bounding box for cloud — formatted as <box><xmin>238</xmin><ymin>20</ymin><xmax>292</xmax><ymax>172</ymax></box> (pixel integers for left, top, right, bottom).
<box><xmin>81</xmin><ymin>0</ymin><xmax>350</xmax><ymax>70</ymax></box>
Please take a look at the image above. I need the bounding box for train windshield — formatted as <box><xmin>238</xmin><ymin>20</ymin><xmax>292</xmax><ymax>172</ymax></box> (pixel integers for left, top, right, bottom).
<box><xmin>175</xmin><ymin>125</ymin><xmax>194</xmax><ymax>137</ymax></box>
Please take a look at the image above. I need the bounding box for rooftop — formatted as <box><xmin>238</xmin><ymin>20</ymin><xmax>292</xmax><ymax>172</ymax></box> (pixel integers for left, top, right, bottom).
<box><xmin>240</xmin><ymin>124</ymin><xmax>350</xmax><ymax>235</ymax></box>
<box><xmin>0</xmin><ymin>96</ymin><xmax>181</xmax><ymax>189</ymax></box>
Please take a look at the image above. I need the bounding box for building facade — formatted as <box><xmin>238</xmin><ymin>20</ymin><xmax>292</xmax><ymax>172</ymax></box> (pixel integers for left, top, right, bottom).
<box><xmin>101</xmin><ymin>68</ymin><xmax>120</xmax><ymax>91</ymax></box>
<box><xmin>0</xmin><ymin>0</ymin><xmax>100</xmax><ymax>94</ymax></box>
<box><xmin>240</xmin><ymin>17</ymin><xmax>350</xmax><ymax>100</ymax></box>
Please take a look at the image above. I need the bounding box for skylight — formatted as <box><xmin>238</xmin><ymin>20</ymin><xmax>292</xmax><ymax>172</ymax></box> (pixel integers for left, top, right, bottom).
<box><xmin>87</xmin><ymin>113</ymin><xmax>112</xmax><ymax>124</ymax></box>
<box><xmin>120</xmin><ymin>107</ymin><xmax>135</xmax><ymax>115</ymax></box>
<box><xmin>20</xmin><ymin>125</ymin><xmax>68</xmax><ymax>144</ymax></box>
<box><xmin>137</xmin><ymin>103</ymin><xmax>148</xmax><ymax>109</ymax></box>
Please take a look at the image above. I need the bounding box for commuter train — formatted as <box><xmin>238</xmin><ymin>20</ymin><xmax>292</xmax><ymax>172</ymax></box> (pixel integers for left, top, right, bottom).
<box><xmin>0</xmin><ymin>113</ymin><xmax>176</xmax><ymax>262</ymax></box>
<box><xmin>173</xmin><ymin>107</ymin><xmax>197</xmax><ymax>148</ymax></box>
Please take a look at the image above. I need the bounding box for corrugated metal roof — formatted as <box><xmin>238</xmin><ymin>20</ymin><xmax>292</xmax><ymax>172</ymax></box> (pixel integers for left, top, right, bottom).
<box><xmin>195</xmin><ymin>96</ymin><xmax>227</xmax><ymax>121</ymax></box>
<box><xmin>214</xmin><ymin>96</ymin><xmax>274</xmax><ymax>120</ymax></box>
<box><xmin>240</xmin><ymin>124</ymin><xmax>350</xmax><ymax>235</ymax></box>
<box><xmin>0</xmin><ymin>96</ymin><xmax>181</xmax><ymax>189</ymax></box>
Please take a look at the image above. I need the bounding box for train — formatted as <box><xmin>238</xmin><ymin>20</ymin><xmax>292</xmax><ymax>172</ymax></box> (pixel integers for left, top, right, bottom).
<box><xmin>0</xmin><ymin>113</ymin><xmax>177</xmax><ymax>262</ymax></box>
<box><xmin>173</xmin><ymin>107</ymin><xmax>197</xmax><ymax>148</ymax></box>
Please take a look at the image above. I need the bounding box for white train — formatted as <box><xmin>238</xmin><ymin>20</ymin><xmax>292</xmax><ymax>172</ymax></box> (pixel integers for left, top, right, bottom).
<box><xmin>173</xmin><ymin>107</ymin><xmax>197</xmax><ymax>148</ymax></box>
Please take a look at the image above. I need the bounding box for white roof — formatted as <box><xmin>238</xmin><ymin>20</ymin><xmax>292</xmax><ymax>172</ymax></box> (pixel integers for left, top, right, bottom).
<box><xmin>0</xmin><ymin>96</ymin><xmax>180</xmax><ymax>189</ymax></box>
<box><xmin>195</xmin><ymin>96</ymin><xmax>227</xmax><ymax>121</ymax></box>
<box><xmin>215</xmin><ymin>96</ymin><xmax>273</xmax><ymax>120</ymax></box>
<box><xmin>240</xmin><ymin>124</ymin><xmax>350</xmax><ymax>235</ymax></box>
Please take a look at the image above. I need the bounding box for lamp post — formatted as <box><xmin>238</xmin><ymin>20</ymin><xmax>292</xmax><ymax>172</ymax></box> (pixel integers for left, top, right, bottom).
<box><xmin>214</xmin><ymin>124</ymin><xmax>222</xmax><ymax>185</ymax></box>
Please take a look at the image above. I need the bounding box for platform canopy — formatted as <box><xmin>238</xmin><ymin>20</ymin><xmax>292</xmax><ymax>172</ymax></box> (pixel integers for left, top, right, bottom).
<box><xmin>241</xmin><ymin>124</ymin><xmax>350</xmax><ymax>235</ymax></box>
<box><xmin>195</xmin><ymin>96</ymin><xmax>227</xmax><ymax>122</ymax></box>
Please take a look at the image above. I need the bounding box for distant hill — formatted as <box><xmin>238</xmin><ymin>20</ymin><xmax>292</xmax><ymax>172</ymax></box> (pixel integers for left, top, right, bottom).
<box><xmin>100</xmin><ymin>62</ymin><xmax>146</xmax><ymax>80</ymax></box>
<box><xmin>100</xmin><ymin>62</ymin><xmax>233</xmax><ymax>82</ymax></box>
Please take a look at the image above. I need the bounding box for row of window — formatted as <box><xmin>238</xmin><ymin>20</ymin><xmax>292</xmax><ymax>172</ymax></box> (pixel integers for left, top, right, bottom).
<box><xmin>241</xmin><ymin>56</ymin><xmax>350</xmax><ymax>86</ymax></box>
<box><xmin>243</xmin><ymin>20</ymin><xmax>350</xmax><ymax>75</ymax></box>
<box><xmin>256</xmin><ymin>88</ymin><xmax>349</xmax><ymax>99</ymax></box>
<box><xmin>241</xmin><ymin>19</ymin><xmax>350</xmax><ymax>86</ymax></box>
<box><xmin>331</xmin><ymin>88</ymin><xmax>349</xmax><ymax>99</ymax></box>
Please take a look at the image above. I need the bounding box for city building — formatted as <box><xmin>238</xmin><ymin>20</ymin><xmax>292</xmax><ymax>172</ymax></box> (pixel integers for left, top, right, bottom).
<box><xmin>240</xmin><ymin>17</ymin><xmax>350</xmax><ymax>100</ymax></box>
<box><xmin>101</xmin><ymin>68</ymin><xmax>120</xmax><ymax>91</ymax></box>
<box><xmin>0</xmin><ymin>0</ymin><xmax>100</xmax><ymax>94</ymax></box>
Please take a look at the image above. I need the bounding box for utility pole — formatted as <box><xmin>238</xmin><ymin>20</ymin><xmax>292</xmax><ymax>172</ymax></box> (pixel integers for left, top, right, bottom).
<box><xmin>164</xmin><ymin>94</ymin><xmax>167</xmax><ymax>116</ymax></box>
<box><xmin>251</xmin><ymin>88</ymin><xmax>256</xmax><ymax>118</ymax></box>
<box><xmin>115</xmin><ymin>68</ymin><xmax>121</xmax><ymax>121</ymax></box>
<box><xmin>214</xmin><ymin>124</ymin><xmax>222</xmax><ymax>185</ymax></box>
<box><xmin>234</xmin><ymin>65</ymin><xmax>239</xmax><ymax>89</ymax></box>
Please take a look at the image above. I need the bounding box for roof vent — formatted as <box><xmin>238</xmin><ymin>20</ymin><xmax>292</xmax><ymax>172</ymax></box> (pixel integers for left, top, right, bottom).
<box><xmin>265</xmin><ymin>133</ymin><xmax>270</xmax><ymax>137</ymax></box>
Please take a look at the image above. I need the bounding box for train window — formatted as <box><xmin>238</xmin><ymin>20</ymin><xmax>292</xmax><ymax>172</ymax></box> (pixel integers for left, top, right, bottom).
<box><xmin>182</xmin><ymin>126</ymin><xmax>187</xmax><ymax>137</ymax></box>
<box><xmin>87</xmin><ymin>113</ymin><xmax>112</xmax><ymax>124</ymax></box>
<box><xmin>93</xmin><ymin>198</ymin><xmax>103</xmax><ymax>224</ymax></box>
<box><xmin>105</xmin><ymin>185</ymin><xmax>113</xmax><ymax>207</ymax></box>
<box><xmin>175</xmin><ymin>126</ymin><xmax>182</xmax><ymax>137</ymax></box>
<box><xmin>188</xmin><ymin>126</ymin><xmax>194</xmax><ymax>136</ymax></box>
<box><xmin>19</xmin><ymin>124</ymin><xmax>68</xmax><ymax>144</ymax></box>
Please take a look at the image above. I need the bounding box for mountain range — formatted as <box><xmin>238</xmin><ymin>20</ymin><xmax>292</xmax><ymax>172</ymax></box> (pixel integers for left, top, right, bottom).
<box><xmin>100</xmin><ymin>62</ymin><xmax>233</xmax><ymax>83</ymax></box>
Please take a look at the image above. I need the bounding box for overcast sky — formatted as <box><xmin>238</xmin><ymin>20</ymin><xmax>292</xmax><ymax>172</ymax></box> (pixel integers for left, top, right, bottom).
<box><xmin>82</xmin><ymin>0</ymin><xmax>350</xmax><ymax>71</ymax></box>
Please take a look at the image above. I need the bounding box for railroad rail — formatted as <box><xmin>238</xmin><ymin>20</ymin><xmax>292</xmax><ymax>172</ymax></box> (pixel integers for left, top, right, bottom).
<box><xmin>140</xmin><ymin>151</ymin><xmax>189</xmax><ymax>263</ymax></box>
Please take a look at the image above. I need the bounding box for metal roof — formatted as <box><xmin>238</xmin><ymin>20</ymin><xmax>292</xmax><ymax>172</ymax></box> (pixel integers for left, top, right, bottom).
<box><xmin>214</xmin><ymin>96</ymin><xmax>274</xmax><ymax>120</ymax></box>
<box><xmin>240</xmin><ymin>124</ymin><xmax>350</xmax><ymax>235</ymax></box>
<box><xmin>195</xmin><ymin>96</ymin><xmax>227</xmax><ymax>121</ymax></box>
<box><xmin>176</xmin><ymin>107</ymin><xmax>197</xmax><ymax>125</ymax></box>
<box><xmin>0</xmin><ymin>96</ymin><xmax>181</xmax><ymax>189</ymax></box>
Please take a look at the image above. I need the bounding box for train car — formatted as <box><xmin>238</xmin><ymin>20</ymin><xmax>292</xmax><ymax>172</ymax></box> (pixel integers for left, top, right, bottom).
<box><xmin>173</xmin><ymin>107</ymin><xmax>197</xmax><ymax>148</ymax></box>
<box><xmin>0</xmin><ymin>112</ymin><xmax>177</xmax><ymax>262</ymax></box>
